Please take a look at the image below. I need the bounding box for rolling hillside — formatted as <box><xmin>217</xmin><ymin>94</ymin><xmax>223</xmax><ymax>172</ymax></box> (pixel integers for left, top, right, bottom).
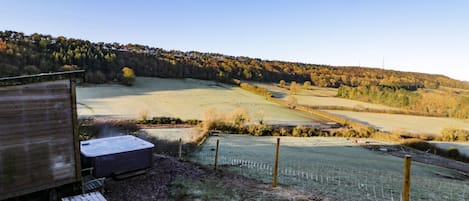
<box><xmin>1</xmin><ymin>30</ymin><xmax>468</xmax><ymax>90</ymax></box>
<box><xmin>77</xmin><ymin>77</ymin><xmax>326</xmax><ymax>126</ymax></box>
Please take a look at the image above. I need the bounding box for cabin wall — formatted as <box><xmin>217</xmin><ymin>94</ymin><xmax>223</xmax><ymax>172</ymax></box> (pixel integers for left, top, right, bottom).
<box><xmin>0</xmin><ymin>80</ymin><xmax>79</xmax><ymax>200</ymax></box>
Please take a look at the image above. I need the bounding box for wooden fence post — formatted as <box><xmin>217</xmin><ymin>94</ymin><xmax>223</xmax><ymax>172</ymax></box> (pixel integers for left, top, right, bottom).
<box><xmin>273</xmin><ymin>138</ymin><xmax>280</xmax><ymax>187</ymax></box>
<box><xmin>402</xmin><ymin>155</ymin><xmax>412</xmax><ymax>201</ymax></box>
<box><xmin>178</xmin><ymin>138</ymin><xmax>182</xmax><ymax>160</ymax></box>
<box><xmin>214</xmin><ymin>139</ymin><xmax>219</xmax><ymax>171</ymax></box>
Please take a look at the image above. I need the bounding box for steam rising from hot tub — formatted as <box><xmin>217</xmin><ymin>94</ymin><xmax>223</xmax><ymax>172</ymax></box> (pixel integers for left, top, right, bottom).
<box><xmin>96</xmin><ymin>123</ymin><xmax>124</xmax><ymax>138</ymax></box>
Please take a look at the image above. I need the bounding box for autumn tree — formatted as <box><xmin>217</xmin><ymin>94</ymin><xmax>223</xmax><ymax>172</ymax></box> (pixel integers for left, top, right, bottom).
<box><xmin>121</xmin><ymin>66</ymin><xmax>136</xmax><ymax>86</ymax></box>
<box><xmin>289</xmin><ymin>81</ymin><xmax>301</xmax><ymax>95</ymax></box>
<box><xmin>286</xmin><ymin>95</ymin><xmax>298</xmax><ymax>109</ymax></box>
<box><xmin>0</xmin><ymin>40</ymin><xmax>7</xmax><ymax>53</ymax></box>
<box><xmin>279</xmin><ymin>80</ymin><xmax>286</xmax><ymax>87</ymax></box>
<box><xmin>303</xmin><ymin>81</ymin><xmax>311</xmax><ymax>89</ymax></box>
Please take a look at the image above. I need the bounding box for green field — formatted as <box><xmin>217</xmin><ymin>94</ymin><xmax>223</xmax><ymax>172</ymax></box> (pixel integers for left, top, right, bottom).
<box><xmin>252</xmin><ymin>82</ymin><xmax>397</xmax><ymax>111</ymax></box>
<box><xmin>77</xmin><ymin>77</ymin><xmax>325</xmax><ymax>125</ymax></box>
<box><xmin>326</xmin><ymin>110</ymin><xmax>469</xmax><ymax>135</ymax></box>
<box><xmin>251</xmin><ymin>83</ymin><xmax>469</xmax><ymax>136</ymax></box>
<box><xmin>191</xmin><ymin>135</ymin><xmax>469</xmax><ymax>201</ymax></box>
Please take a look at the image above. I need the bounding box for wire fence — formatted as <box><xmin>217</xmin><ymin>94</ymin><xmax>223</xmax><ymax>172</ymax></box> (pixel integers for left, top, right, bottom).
<box><xmin>188</xmin><ymin>136</ymin><xmax>469</xmax><ymax>201</ymax></box>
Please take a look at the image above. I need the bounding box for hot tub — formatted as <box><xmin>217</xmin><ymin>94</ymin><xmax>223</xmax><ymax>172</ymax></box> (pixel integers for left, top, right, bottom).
<box><xmin>80</xmin><ymin>135</ymin><xmax>154</xmax><ymax>178</ymax></box>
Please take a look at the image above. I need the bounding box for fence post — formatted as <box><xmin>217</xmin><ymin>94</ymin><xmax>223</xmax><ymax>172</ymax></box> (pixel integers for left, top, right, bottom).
<box><xmin>214</xmin><ymin>139</ymin><xmax>219</xmax><ymax>171</ymax></box>
<box><xmin>402</xmin><ymin>155</ymin><xmax>412</xmax><ymax>201</ymax></box>
<box><xmin>178</xmin><ymin>138</ymin><xmax>182</xmax><ymax>160</ymax></box>
<box><xmin>273</xmin><ymin>138</ymin><xmax>280</xmax><ymax>187</ymax></box>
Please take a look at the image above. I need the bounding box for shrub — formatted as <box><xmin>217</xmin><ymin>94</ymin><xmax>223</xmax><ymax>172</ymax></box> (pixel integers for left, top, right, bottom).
<box><xmin>447</xmin><ymin>147</ymin><xmax>460</xmax><ymax>158</ymax></box>
<box><xmin>292</xmin><ymin>126</ymin><xmax>303</xmax><ymax>137</ymax></box>
<box><xmin>202</xmin><ymin>108</ymin><xmax>223</xmax><ymax>133</ymax></box>
<box><xmin>441</xmin><ymin>128</ymin><xmax>469</xmax><ymax>142</ymax></box>
<box><xmin>402</xmin><ymin>139</ymin><xmax>433</xmax><ymax>151</ymax></box>
<box><xmin>286</xmin><ymin>95</ymin><xmax>298</xmax><ymax>109</ymax></box>
<box><xmin>227</xmin><ymin>107</ymin><xmax>251</xmax><ymax>128</ymax></box>
<box><xmin>289</xmin><ymin>81</ymin><xmax>301</xmax><ymax>95</ymax></box>
<box><xmin>137</xmin><ymin>109</ymin><xmax>149</xmax><ymax>123</ymax></box>
<box><xmin>248</xmin><ymin>124</ymin><xmax>273</xmax><ymax>136</ymax></box>
<box><xmin>277</xmin><ymin>128</ymin><xmax>289</xmax><ymax>136</ymax></box>
<box><xmin>185</xmin><ymin>119</ymin><xmax>201</xmax><ymax>125</ymax></box>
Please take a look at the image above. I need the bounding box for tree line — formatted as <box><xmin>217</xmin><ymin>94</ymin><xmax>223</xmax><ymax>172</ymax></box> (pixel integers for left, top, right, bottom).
<box><xmin>337</xmin><ymin>85</ymin><xmax>469</xmax><ymax>119</ymax></box>
<box><xmin>1</xmin><ymin>30</ymin><xmax>469</xmax><ymax>91</ymax></box>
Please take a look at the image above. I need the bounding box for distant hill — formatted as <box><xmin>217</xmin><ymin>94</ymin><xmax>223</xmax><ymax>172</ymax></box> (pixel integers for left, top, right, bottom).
<box><xmin>1</xmin><ymin>30</ymin><xmax>468</xmax><ymax>90</ymax></box>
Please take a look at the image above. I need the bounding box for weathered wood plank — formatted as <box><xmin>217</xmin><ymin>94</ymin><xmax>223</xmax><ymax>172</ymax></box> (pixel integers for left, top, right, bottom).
<box><xmin>0</xmin><ymin>124</ymin><xmax>72</xmax><ymax>142</ymax></box>
<box><xmin>0</xmin><ymin>100</ymin><xmax>72</xmax><ymax>110</ymax></box>
<box><xmin>61</xmin><ymin>191</ymin><xmax>107</xmax><ymax>201</ymax></box>
<box><xmin>0</xmin><ymin>70</ymin><xmax>83</xmax><ymax>87</ymax></box>
<box><xmin>0</xmin><ymin>116</ymin><xmax>72</xmax><ymax>129</ymax></box>
<box><xmin>70</xmin><ymin>80</ymin><xmax>82</xmax><ymax>181</ymax></box>
<box><xmin>0</xmin><ymin>79</ymin><xmax>79</xmax><ymax>200</ymax></box>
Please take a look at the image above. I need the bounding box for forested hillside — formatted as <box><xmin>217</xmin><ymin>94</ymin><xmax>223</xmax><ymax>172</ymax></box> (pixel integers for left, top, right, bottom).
<box><xmin>1</xmin><ymin>30</ymin><xmax>468</xmax><ymax>90</ymax></box>
<box><xmin>337</xmin><ymin>85</ymin><xmax>469</xmax><ymax>118</ymax></box>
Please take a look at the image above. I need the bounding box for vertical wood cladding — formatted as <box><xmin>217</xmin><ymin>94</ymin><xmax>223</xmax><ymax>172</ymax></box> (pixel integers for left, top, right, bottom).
<box><xmin>0</xmin><ymin>80</ymin><xmax>78</xmax><ymax>200</ymax></box>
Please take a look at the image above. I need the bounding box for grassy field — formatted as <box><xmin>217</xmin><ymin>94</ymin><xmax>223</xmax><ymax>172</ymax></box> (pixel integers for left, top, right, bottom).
<box><xmin>77</xmin><ymin>77</ymin><xmax>325</xmax><ymax>125</ymax></box>
<box><xmin>326</xmin><ymin>110</ymin><xmax>469</xmax><ymax>135</ymax></box>
<box><xmin>252</xmin><ymin>82</ymin><xmax>397</xmax><ymax>111</ymax></box>
<box><xmin>191</xmin><ymin>135</ymin><xmax>469</xmax><ymax>201</ymax></box>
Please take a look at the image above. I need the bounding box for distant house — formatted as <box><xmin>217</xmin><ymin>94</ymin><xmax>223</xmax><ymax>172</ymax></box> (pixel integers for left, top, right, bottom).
<box><xmin>237</xmin><ymin>57</ymin><xmax>247</xmax><ymax>62</ymax></box>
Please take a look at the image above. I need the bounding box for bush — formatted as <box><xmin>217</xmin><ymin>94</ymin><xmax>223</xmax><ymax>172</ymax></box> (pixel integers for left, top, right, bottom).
<box><xmin>227</xmin><ymin>107</ymin><xmax>251</xmax><ymax>128</ymax></box>
<box><xmin>138</xmin><ymin>109</ymin><xmax>149</xmax><ymax>123</ymax></box>
<box><xmin>286</xmin><ymin>95</ymin><xmax>298</xmax><ymax>109</ymax></box>
<box><xmin>185</xmin><ymin>119</ymin><xmax>201</xmax><ymax>125</ymax></box>
<box><xmin>248</xmin><ymin>124</ymin><xmax>273</xmax><ymax>136</ymax></box>
<box><xmin>402</xmin><ymin>139</ymin><xmax>433</xmax><ymax>151</ymax></box>
<box><xmin>441</xmin><ymin>128</ymin><xmax>469</xmax><ymax>142</ymax></box>
<box><xmin>447</xmin><ymin>147</ymin><xmax>460</xmax><ymax>158</ymax></box>
<box><xmin>292</xmin><ymin>126</ymin><xmax>303</xmax><ymax>137</ymax></box>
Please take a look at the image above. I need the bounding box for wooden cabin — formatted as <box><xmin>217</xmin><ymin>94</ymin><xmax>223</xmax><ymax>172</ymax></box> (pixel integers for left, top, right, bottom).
<box><xmin>0</xmin><ymin>71</ymin><xmax>84</xmax><ymax>200</ymax></box>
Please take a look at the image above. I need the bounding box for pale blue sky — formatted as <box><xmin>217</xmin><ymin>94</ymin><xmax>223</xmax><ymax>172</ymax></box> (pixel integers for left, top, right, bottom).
<box><xmin>1</xmin><ymin>0</ymin><xmax>468</xmax><ymax>81</ymax></box>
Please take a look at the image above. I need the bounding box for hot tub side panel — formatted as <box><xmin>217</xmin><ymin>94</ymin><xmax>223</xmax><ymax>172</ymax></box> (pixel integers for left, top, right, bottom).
<box><xmin>93</xmin><ymin>147</ymin><xmax>153</xmax><ymax>178</ymax></box>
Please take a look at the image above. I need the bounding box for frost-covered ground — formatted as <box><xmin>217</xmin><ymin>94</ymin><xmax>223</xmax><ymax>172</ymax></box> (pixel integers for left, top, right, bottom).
<box><xmin>252</xmin><ymin>83</ymin><xmax>469</xmax><ymax>136</ymax></box>
<box><xmin>191</xmin><ymin>135</ymin><xmax>469</xmax><ymax>201</ymax></box>
<box><xmin>77</xmin><ymin>77</ymin><xmax>324</xmax><ymax>126</ymax></box>
<box><xmin>252</xmin><ymin>82</ymin><xmax>395</xmax><ymax>110</ymax></box>
<box><xmin>326</xmin><ymin>110</ymin><xmax>469</xmax><ymax>135</ymax></box>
